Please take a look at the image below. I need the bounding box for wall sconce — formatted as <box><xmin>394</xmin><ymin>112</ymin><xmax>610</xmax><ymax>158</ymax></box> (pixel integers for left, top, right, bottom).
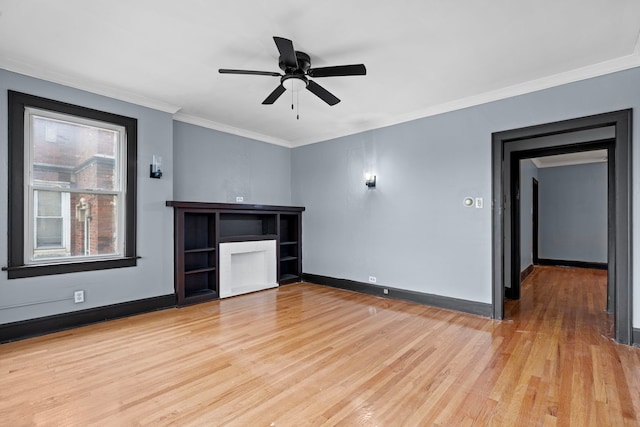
<box><xmin>365</xmin><ymin>174</ymin><xmax>376</xmax><ymax>188</ymax></box>
<box><xmin>150</xmin><ymin>155</ymin><xmax>163</xmax><ymax>179</ymax></box>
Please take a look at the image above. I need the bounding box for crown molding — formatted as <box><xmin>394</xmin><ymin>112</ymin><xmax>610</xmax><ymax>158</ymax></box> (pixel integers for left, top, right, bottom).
<box><xmin>289</xmin><ymin>52</ymin><xmax>640</xmax><ymax>147</ymax></box>
<box><xmin>0</xmin><ymin>57</ymin><xmax>181</xmax><ymax>114</ymax></box>
<box><xmin>532</xmin><ymin>157</ymin><xmax>607</xmax><ymax>169</ymax></box>
<box><xmin>4</xmin><ymin>49</ymin><xmax>639</xmax><ymax>149</ymax></box>
<box><xmin>172</xmin><ymin>113</ymin><xmax>292</xmax><ymax>148</ymax></box>
<box><xmin>530</xmin><ymin>158</ymin><xmax>543</xmax><ymax>168</ymax></box>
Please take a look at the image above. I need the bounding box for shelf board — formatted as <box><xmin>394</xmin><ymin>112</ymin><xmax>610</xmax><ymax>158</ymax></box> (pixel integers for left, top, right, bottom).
<box><xmin>280</xmin><ymin>256</ymin><xmax>298</xmax><ymax>262</ymax></box>
<box><xmin>182</xmin><ymin>289</ymin><xmax>218</xmax><ymax>304</ymax></box>
<box><xmin>167</xmin><ymin>201</ymin><xmax>305</xmax><ymax>213</ymax></box>
<box><xmin>280</xmin><ymin>241</ymin><xmax>298</xmax><ymax>246</ymax></box>
<box><xmin>184</xmin><ymin>247</ymin><xmax>216</xmax><ymax>253</ymax></box>
<box><xmin>185</xmin><ymin>266</ymin><xmax>217</xmax><ymax>274</ymax></box>
<box><xmin>185</xmin><ymin>288</ymin><xmax>217</xmax><ymax>296</ymax></box>
<box><xmin>219</xmin><ymin>234</ymin><xmax>278</xmax><ymax>243</ymax></box>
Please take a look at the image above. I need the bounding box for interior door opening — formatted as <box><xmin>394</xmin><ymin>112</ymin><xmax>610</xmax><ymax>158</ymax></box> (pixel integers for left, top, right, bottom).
<box><xmin>511</xmin><ymin>145</ymin><xmax>611</xmax><ymax>302</ymax></box>
<box><xmin>532</xmin><ymin>177</ymin><xmax>539</xmax><ymax>266</ymax></box>
<box><xmin>491</xmin><ymin>110</ymin><xmax>631</xmax><ymax>345</ymax></box>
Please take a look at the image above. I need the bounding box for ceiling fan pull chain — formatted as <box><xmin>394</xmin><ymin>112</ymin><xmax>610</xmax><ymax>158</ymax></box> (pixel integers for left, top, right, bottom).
<box><xmin>297</xmin><ymin>91</ymin><xmax>300</xmax><ymax>120</ymax></box>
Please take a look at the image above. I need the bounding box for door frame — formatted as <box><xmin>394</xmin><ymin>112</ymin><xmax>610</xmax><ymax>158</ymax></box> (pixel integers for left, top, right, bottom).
<box><xmin>491</xmin><ymin>109</ymin><xmax>632</xmax><ymax>344</ymax></box>
<box><xmin>509</xmin><ymin>140</ymin><xmax>613</xmax><ymax>301</ymax></box>
<box><xmin>532</xmin><ymin>177</ymin><xmax>539</xmax><ymax>265</ymax></box>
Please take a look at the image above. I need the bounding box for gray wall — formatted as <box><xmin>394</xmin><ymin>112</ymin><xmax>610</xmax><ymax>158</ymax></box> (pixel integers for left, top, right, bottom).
<box><xmin>292</xmin><ymin>66</ymin><xmax>640</xmax><ymax>328</ymax></box>
<box><xmin>292</xmin><ymin>110</ymin><xmax>491</xmax><ymax>303</ymax></box>
<box><xmin>173</xmin><ymin>121</ymin><xmax>291</xmax><ymax>205</ymax></box>
<box><xmin>2</xmin><ymin>65</ymin><xmax>639</xmax><ymax>329</ymax></box>
<box><xmin>538</xmin><ymin>162</ymin><xmax>608</xmax><ymax>263</ymax></box>
<box><xmin>0</xmin><ymin>70</ymin><xmax>174</xmax><ymax>324</ymax></box>
<box><xmin>520</xmin><ymin>159</ymin><xmax>539</xmax><ymax>271</ymax></box>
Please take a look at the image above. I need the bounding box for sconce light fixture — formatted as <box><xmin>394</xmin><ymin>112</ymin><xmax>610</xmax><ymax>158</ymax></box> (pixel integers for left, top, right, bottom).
<box><xmin>365</xmin><ymin>174</ymin><xmax>376</xmax><ymax>188</ymax></box>
<box><xmin>150</xmin><ymin>155</ymin><xmax>163</xmax><ymax>179</ymax></box>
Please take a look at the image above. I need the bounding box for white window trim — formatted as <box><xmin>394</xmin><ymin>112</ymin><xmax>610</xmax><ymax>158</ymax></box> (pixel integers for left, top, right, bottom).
<box><xmin>24</xmin><ymin>107</ymin><xmax>127</xmax><ymax>265</ymax></box>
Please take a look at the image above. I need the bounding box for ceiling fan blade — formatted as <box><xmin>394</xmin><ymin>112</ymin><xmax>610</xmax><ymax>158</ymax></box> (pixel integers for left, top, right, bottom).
<box><xmin>219</xmin><ymin>69</ymin><xmax>281</xmax><ymax>77</ymax></box>
<box><xmin>262</xmin><ymin>85</ymin><xmax>286</xmax><ymax>104</ymax></box>
<box><xmin>306</xmin><ymin>80</ymin><xmax>340</xmax><ymax>106</ymax></box>
<box><xmin>307</xmin><ymin>64</ymin><xmax>367</xmax><ymax>78</ymax></box>
<box><xmin>273</xmin><ymin>36</ymin><xmax>298</xmax><ymax>69</ymax></box>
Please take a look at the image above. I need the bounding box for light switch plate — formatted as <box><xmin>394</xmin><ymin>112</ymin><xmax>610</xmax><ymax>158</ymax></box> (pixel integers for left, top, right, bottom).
<box><xmin>74</xmin><ymin>290</ymin><xmax>85</xmax><ymax>303</ymax></box>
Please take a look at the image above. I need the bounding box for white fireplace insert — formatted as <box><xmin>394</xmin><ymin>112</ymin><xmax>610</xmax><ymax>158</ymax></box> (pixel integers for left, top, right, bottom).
<box><xmin>219</xmin><ymin>240</ymin><xmax>277</xmax><ymax>298</ymax></box>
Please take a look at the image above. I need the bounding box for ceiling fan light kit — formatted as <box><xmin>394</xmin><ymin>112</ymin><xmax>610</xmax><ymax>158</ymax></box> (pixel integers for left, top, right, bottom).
<box><xmin>219</xmin><ymin>36</ymin><xmax>366</xmax><ymax>110</ymax></box>
<box><xmin>282</xmin><ymin>75</ymin><xmax>308</xmax><ymax>92</ymax></box>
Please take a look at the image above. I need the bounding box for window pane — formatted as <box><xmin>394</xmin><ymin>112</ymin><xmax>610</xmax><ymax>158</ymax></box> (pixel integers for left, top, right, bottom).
<box><xmin>31</xmin><ymin>115</ymin><xmax>118</xmax><ymax>191</ymax></box>
<box><xmin>36</xmin><ymin>218</ymin><xmax>62</xmax><ymax>247</ymax></box>
<box><xmin>37</xmin><ymin>190</ymin><xmax>61</xmax><ymax>216</ymax></box>
<box><xmin>68</xmin><ymin>193</ymin><xmax>120</xmax><ymax>257</ymax></box>
<box><xmin>31</xmin><ymin>193</ymin><xmax>120</xmax><ymax>261</ymax></box>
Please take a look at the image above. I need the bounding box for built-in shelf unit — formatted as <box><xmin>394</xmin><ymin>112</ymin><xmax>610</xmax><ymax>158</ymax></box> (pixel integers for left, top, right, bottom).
<box><xmin>167</xmin><ymin>201</ymin><xmax>304</xmax><ymax>306</ymax></box>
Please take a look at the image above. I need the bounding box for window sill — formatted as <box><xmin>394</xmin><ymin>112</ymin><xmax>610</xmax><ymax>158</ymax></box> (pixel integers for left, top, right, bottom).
<box><xmin>3</xmin><ymin>257</ymin><xmax>139</xmax><ymax>279</ymax></box>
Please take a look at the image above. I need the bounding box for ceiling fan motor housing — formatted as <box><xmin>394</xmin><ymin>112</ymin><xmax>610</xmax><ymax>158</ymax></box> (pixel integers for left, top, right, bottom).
<box><xmin>280</xmin><ymin>51</ymin><xmax>311</xmax><ymax>73</ymax></box>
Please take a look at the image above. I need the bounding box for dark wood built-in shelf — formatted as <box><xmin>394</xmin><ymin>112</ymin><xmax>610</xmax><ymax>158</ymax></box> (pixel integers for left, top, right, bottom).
<box><xmin>219</xmin><ymin>234</ymin><xmax>278</xmax><ymax>243</ymax></box>
<box><xmin>167</xmin><ymin>201</ymin><xmax>305</xmax><ymax>305</ymax></box>
<box><xmin>184</xmin><ymin>247</ymin><xmax>216</xmax><ymax>253</ymax></box>
<box><xmin>185</xmin><ymin>267</ymin><xmax>217</xmax><ymax>275</ymax></box>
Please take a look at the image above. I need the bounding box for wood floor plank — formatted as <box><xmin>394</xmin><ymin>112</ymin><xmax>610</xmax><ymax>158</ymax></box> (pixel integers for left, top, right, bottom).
<box><xmin>1</xmin><ymin>266</ymin><xmax>639</xmax><ymax>425</ymax></box>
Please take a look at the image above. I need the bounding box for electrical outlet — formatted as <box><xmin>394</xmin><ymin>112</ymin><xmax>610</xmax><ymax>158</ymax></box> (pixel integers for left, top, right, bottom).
<box><xmin>369</xmin><ymin>276</ymin><xmax>377</xmax><ymax>283</ymax></box>
<box><xmin>74</xmin><ymin>290</ymin><xmax>85</xmax><ymax>304</ymax></box>
<box><xmin>236</xmin><ymin>196</ymin><xmax>244</xmax><ymax>202</ymax></box>
<box><xmin>383</xmin><ymin>288</ymin><xmax>389</xmax><ymax>294</ymax></box>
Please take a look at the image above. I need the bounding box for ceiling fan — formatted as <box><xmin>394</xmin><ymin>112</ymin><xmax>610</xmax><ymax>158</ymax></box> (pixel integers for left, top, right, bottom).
<box><xmin>219</xmin><ymin>36</ymin><xmax>366</xmax><ymax>106</ymax></box>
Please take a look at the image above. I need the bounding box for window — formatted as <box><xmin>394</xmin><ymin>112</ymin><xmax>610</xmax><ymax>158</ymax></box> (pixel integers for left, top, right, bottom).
<box><xmin>26</xmin><ymin>110</ymin><xmax>123</xmax><ymax>262</ymax></box>
<box><xmin>6</xmin><ymin>91</ymin><xmax>137</xmax><ymax>278</ymax></box>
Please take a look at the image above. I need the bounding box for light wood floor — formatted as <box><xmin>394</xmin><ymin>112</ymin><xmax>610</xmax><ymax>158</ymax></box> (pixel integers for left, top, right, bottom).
<box><xmin>1</xmin><ymin>266</ymin><xmax>639</xmax><ymax>426</ymax></box>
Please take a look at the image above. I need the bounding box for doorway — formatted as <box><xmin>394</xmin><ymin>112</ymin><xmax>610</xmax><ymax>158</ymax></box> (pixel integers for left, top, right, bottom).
<box><xmin>532</xmin><ymin>177</ymin><xmax>538</xmax><ymax>265</ymax></box>
<box><xmin>491</xmin><ymin>110</ymin><xmax>632</xmax><ymax>344</ymax></box>
<box><xmin>511</xmin><ymin>141</ymin><xmax>612</xmax><ymax>301</ymax></box>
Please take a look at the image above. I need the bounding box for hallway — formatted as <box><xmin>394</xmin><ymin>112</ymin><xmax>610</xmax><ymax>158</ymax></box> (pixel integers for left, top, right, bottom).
<box><xmin>505</xmin><ymin>266</ymin><xmax>612</xmax><ymax>338</ymax></box>
<box><xmin>500</xmin><ymin>265</ymin><xmax>637</xmax><ymax>425</ymax></box>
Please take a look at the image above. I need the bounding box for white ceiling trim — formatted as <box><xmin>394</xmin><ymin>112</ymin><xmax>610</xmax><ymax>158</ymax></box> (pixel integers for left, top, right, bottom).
<box><xmin>531</xmin><ymin>157</ymin><xmax>607</xmax><ymax>169</ymax></box>
<box><xmin>173</xmin><ymin>112</ymin><xmax>292</xmax><ymax>148</ymax></box>
<box><xmin>0</xmin><ymin>57</ymin><xmax>182</xmax><ymax>114</ymax></box>
<box><xmin>530</xmin><ymin>148</ymin><xmax>608</xmax><ymax>169</ymax></box>
<box><xmin>288</xmin><ymin>51</ymin><xmax>640</xmax><ymax>147</ymax></box>
<box><xmin>3</xmin><ymin>50</ymin><xmax>639</xmax><ymax>148</ymax></box>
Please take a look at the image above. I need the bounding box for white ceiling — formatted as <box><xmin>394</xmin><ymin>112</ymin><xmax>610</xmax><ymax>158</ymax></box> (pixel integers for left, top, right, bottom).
<box><xmin>1</xmin><ymin>1</ymin><xmax>639</xmax><ymax>148</ymax></box>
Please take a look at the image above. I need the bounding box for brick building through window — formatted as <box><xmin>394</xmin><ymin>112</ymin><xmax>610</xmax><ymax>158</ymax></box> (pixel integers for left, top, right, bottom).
<box><xmin>31</xmin><ymin>114</ymin><xmax>120</xmax><ymax>261</ymax></box>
